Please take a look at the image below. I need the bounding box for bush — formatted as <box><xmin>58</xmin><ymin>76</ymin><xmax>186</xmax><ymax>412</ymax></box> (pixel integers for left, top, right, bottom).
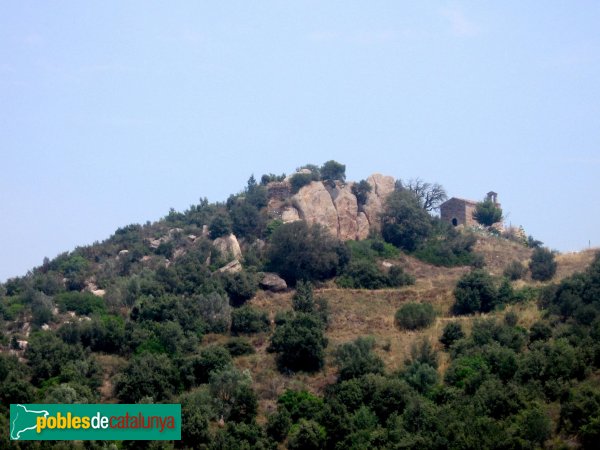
<box><xmin>395</xmin><ymin>302</ymin><xmax>436</xmax><ymax>330</ymax></box>
<box><xmin>453</xmin><ymin>270</ymin><xmax>498</xmax><ymax>314</ymax></box>
<box><xmin>292</xmin><ymin>281</ymin><xmax>315</xmax><ymax>313</ymax></box>
<box><xmin>381</xmin><ymin>190</ymin><xmax>433</xmax><ymax>252</ymax></box>
<box><xmin>290</xmin><ymin>172</ymin><xmax>316</xmax><ymax>194</ymax></box>
<box><xmin>209</xmin><ymin>212</ymin><xmax>232</xmax><ymax>239</ymax></box>
<box><xmin>351</xmin><ymin>179</ymin><xmax>372</xmax><ymax>205</ymax></box>
<box><xmin>334</xmin><ymin>336</ymin><xmax>385</xmax><ymax>380</ymax></box>
<box><xmin>192</xmin><ymin>345</ymin><xmax>233</xmax><ymax>384</ymax></box>
<box><xmin>266</xmin><ymin>409</ymin><xmax>291</xmax><ymax>442</ymax></box>
<box><xmin>504</xmin><ymin>260</ymin><xmax>527</xmax><ymax>280</ymax></box>
<box><xmin>320</xmin><ymin>160</ymin><xmax>346</xmax><ymax>183</ymax></box>
<box><xmin>288</xmin><ymin>419</ymin><xmax>327</xmax><ymax>450</ymax></box>
<box><xmin>414</xmin><ymin>225</ymin><xmax>479</xmax><ymax>267</ymax></box>
<box><xmin>473</xmin><ymin>199</ymin><xmax>503</xmax><ymax>226</ymax></box>
<box><xmin>231</xmin><ymin>306</ymin><xmax>270</xmax><ymax>334</ymax></box>
<box><xmin>337</xmin><ymin>259</ymin><xmax>413</xmax><ymax>289</ymax></box>
<box><xmin>440</xmin><ymin>322</ymin><xmax>465</xmax><ymax>349</ymax></box>
<box><xmin>267</xmin><ymin>221</ymin><xmax>348</xmax><ymax>285</ymax></box>
<box><xmin>55</xmin><ymin>291</ymin><xmax>106</xmax><ymax>316</ymax></box>
<box><xmin>221</xmin><ymin>271</ymin><xmax>258</xmax><ymax>306</ymax></box>
<box><xmin>529</xmin><ymin>247</ymin><xmax>557</xmax><ymax>281</ymax></box>
<box><xmin>224</xmin><ymin>337</ymin><xmax>255</xmax><ymax>356</ymax></box>
<box><xmin>115</xmin><ymin>353</ymin><xmax>180</xmax><ymax>402</ymax></box>
<box><xmin>268</xmin><ymin>313</ymin><xmax>327</xmax><ymax>373</ymax></box>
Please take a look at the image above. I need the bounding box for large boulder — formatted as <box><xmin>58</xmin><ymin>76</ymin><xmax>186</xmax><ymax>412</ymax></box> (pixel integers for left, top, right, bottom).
<box><xmin>213</xmin><ymin>234</ymin><xmax>242</xmax><ymax>260</ymax></box>
<box><xmin>281</xmin><ymin>206</ymin><xmax>300</xmax><ymax>223</ymax></box>
<box><xmin>292</xmin><ymin>181</ymin><xmax>339</xmax><ymax>236</ymax></box>
<box><xmin>218</xmin><ymin>259</ymin><xmax>242</xmax><ymax>273</ymax></box>
<box><xmin>362</xmin><ymin>174</ymin><xmax>396</xmax><ymax>229</ymax></box>
<box><xmin>259</xmin><ymin>273</ymin><xmax>287</xmax><ymax>292</ymax></box>
<box><xmin>328</xmin><ymin>183</ymin><xmax>359</xmax><ymax>240</ymax></box>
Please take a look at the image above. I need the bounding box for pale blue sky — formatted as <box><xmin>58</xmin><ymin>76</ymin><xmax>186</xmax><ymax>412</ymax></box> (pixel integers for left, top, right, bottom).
<box><xmin>1</xmin><ymin>2</ymin><xmax>599</xmax><ymax>281</ymax></box>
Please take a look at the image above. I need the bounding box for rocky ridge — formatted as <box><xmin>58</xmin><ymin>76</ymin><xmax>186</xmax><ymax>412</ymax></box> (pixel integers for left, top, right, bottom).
<box><xmin>268</xmin><ymin>173</ymin><xmax>395</xmax><ymax>240</ymax></box>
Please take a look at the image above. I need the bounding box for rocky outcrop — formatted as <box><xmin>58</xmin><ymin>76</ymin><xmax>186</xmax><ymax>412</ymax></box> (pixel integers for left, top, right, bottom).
<box><xmin>281</xmin><ymin>206</ymin><xmax>300</xmax><ymax>223</ymax></box>
<box><xmin>259</xmin><ymin>273</ymin><xmax>287</xmax><ymax>292</ymax></box>
<box><xmin>213</xmin><ymin>234</ymin><xmax>242</xmax><ymax>260</ymax></box>
<box><xmin>266</xmin><ymin>173</ymin><xmax>395</xmax><ymax>241</ymax></box>
<box><xmin>218</xmin><ymin>259</ymin><xmax>242</xmax><ymax>273</ymax></box>
<box><xmin>328</xmin><ymin>183</ymin><xmax>359</xmax><ymax>240</ymax></box>
<box><xmin>362</xmin><ymin>174</ymin><xmax>395</xmax><ymax>230</ymax></box>
<box><xmin>292</xmin><ymin>182</ymin><xmax>339</xmax><ymax>234</ymax></box>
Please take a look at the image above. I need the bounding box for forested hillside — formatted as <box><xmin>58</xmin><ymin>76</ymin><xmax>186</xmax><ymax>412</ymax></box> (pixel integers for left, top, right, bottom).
<box><xmin>1</xmin><ymin>161</ymin><xmax>599</xmax><ymax>449</ymax></box>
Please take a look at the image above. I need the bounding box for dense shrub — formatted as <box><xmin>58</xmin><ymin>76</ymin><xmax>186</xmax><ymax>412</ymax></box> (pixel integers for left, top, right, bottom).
<box><xmin>320</xmin><ymin>160</ymin><xmax>346</xmax><ymax>183</ymax></box>
<box><xmin>351</xmin><ymin>179</ymin><xmax>372</xmax><ymax>205</ymax></box>
<box><xmin>440</xmin><ymin>322</ymin><xmax>465</xmax><ymax>349</ymax></box>
<box><xmin>224</xmin><ymin>337</ymin><xmax>255</xmax><ymax>356</ymax></box>
<box><xmin>395</xmin><ymin>302</ymin><xmax>436</xmax><ymax>330</ymax></box>
<box><xmin>381</xmin><ymin>190</ymin><xmax>433</xmax><ymax>252</ymax></box>
<box><xmin>453</xmin><ymin>270</ymin><xmax>498</xmax><ymax>314</ymax></box>
<box><xmin>290</xmin><ymin>172</ymin><xmax>317</xmax><ymax>194</ymax></box>
<box><xmin>221</xmin><ymin>271</ymin><xmax>258</xmax><ymax>306</ymax></box>
<box><xmin>288</xmin><ymin>419</ymin><xmax>327</xmax><ymax>450</ymax></box>
<box><xmin>209</xmin><ymin>212</ymin><xmax>232</xmax><ymax>239</ymax></box>
<box><xmin>268</xmin><ymin>313</ymin><xmax>327</xmax><ymax>373</ymax></box>
<box><xmin>414</xmin><ymin>225</ymin><xmax>479</xmax><ymax>267</ymax></box>
<box><xmin>115</xmin><ymin>353</ymin><xmax>180</xmax><ymax>402</ymax></box>
<box><xmin>192</xmin><ymin>345</ymin><xmax>233</xmax><ymax>384</ymax></box>
<box><xmin>337</xmin><ymin>259</ymin><xmax>413</xmax><ymax>289</ymax></box>
<box><xmin>529</xmin><ymin>247</ymin><xmax>557</xmax><ymax>281</ymax></box>
<box><xmin>55</xmin><ymin>291</ymin><xmax>106</xmax><ymax>315</ymax></box>
<box><xmin>231</xmin><ymin>306</ymin><xmax>270</xmax><ymax>334</ymax></box>
<box><xmin>473</xmin><ymin>199</ymin><xmax>503</xmax><ymax>226</ymax></box>
<box><xmin>504</xmin><ymin>260</ymin><xmax>527</xmax><ymax>280</ymax></box>
<box><xmin>334</xmin><ymin>336</ymin><xmax>385</xmax><ymax>380</ymax></box>
<box><xmin>267</xmin><ymin>221</ymin><xmax>348</xmax><ymax>285</ymax></box>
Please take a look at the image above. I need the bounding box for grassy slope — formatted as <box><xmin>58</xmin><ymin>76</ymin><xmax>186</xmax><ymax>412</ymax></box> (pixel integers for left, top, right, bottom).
<box><xmin>228</xmin><ymin>239</ymin><xmax>598</xmax><ymax>419</ymax></box>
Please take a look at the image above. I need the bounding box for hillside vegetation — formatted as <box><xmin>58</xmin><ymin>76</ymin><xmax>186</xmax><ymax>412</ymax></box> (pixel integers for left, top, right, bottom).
<box><xmin>1</xmin><ymin>161</ymin><xmax>599</xmax><ymax>449</ymax></box>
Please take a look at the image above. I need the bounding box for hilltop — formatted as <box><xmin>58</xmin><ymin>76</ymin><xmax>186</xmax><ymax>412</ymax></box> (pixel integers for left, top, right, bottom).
<box><xmin>1</xmin><ymin>161</ymin><xmax>599</xmax><ymax>449</ymax></box>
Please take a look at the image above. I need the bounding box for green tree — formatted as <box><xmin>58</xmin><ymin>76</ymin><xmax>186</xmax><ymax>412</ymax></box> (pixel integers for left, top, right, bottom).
<box><xmin>115</xmin><ymin>353</ymin><xmax>180</xmax><ymax>402</ymax></box>
<box><xmin>529</xmin><ymin>247</ymin><xmax>557</xmax><ymax>281</ymax></box>
<box><xmin>453</xmin><ymin>270</ymin><xmax>498</xmax><ymax>314</ymax></box>
<box><xmin>440</xmin><ymin>322</ymin><xmax>465</xmax><ymax>349</ymax></box>
<box><xmin>209</xmin><ymin>212</ymin><xmax>232</xmax><ymax>239</ymax></box>
<box><xmin>267</xmin><ymin>221</ymin><xmax>348</xmax><ymax>285</ymax></box>
<box><xmin>209</xmin><ymin>368</ymin><xmax>257</xmax><ymax>423</ymax></box>
<box><xmin>292</xmin><ymin>280</ymin><xmax>315</xmax><ymax>313</ymax></box>
<box><xmin>473</xmin><ymin>199</ymin><xmax>503</xmax><ymax>226</ymax></box>
<box><xmin>320</xmin><ymin>160</ymin><xmax>346</xmax><ymax>183</ymax></box>
<box><xmin>334</xmin><ymin>336</ymin><xmax>385</xmax><ymax>380</ymax></box>
<box><xmin>395</xmin><ymin>302</ymin><xmax>436</xmax><ymax>330</ymax></box>
<box><xmin>351</xmin><ymin>179</ymin><xmax>372</xmax><ymax>206</ymax></box>
<box><xmin>288</xmin><ymin>419</ymin><xmax>327</xmax><ymax>450</ymax></box>
<box><xmin>381</xmin><ymin>190</ymin><xmax>432</xmax><ymax>252</ymax></box>
<box><xmin>268</xmin><ymin>313</ymin><xmax>327</xmax><ymax>373</ymax></box>
<box><xmin>230</xmin><ymin>306</ymin><xmax>270</xmax><ymax>334</ymax></box>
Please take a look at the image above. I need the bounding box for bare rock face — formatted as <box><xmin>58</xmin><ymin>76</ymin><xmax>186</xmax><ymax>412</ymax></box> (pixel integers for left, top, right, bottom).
<box><xmin>363</xmin><ymin>173</ymin><xmax>396</xmax><ymax>229</ymax></box>
<box><xmin>268</xmin><ymin>173</ymin><xmax>395</xmax><ymax>241</ymax></box>
<box><xmin>329</xmin><ymin>183</ymin><xmax>359</xmax><ymax>240</ymax></box>
<box><xmin>356</xmin><ymin>212</ymin><xmax>370</xmax><ymax>240</ymax></box>
<box><xmin>213</xmin><ymin>234</ymin><xmax>242</xmax><ymax>261</ymax></box>
<box><xmin>259</xmin><ymin>273</ymin><xmax>287</xmax><ymax>292</ymax></box>
<box><xmin>292</xmin><ymin>181</ymin><xmax>339</xmax><ymax>236</ymax></box>
<box><xmin>281</xmin><ymin>206</ymin><xmax>300</xmax><ymax>223</ymax></box>
<box><xmin>218</xmin><ymin>259</ymin><xmax>242</xmax><ymax>273</ymax></box>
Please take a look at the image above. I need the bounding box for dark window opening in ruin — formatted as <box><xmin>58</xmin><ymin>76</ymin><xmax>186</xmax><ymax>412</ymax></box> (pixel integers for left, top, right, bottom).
<box><xmin>452</xmin><ymin>218</ymin><xmax>458</xmax><ymax>226</ymax></box>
